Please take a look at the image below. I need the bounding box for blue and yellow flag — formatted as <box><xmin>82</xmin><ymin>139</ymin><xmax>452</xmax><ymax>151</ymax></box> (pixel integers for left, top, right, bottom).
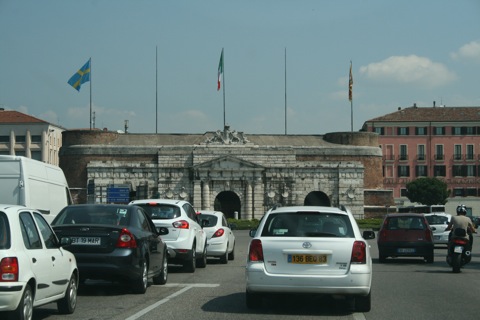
<box><xmin>68</xmin><ymin>59</ymin><xmax>91</xmax><ymax>91</ymax></box>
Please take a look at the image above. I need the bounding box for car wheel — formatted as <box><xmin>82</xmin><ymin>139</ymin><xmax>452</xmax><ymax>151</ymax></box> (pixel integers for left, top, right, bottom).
<box><xmin>183</xmin><ymin>244</ymin><xmax>196</xmax><ymax>273</ymax></box>
<box><xmin>12</xmin><ymin>284</ymin><xmax>33</xmax><ymax>320</ymax></box>
<box><xmin>228</xmin><ymin>242</ymin><xmax>235</xmax><ymax>261</ymax></box>
<box><xmin>220</xmin><ymin>245</ymin><xmax>228</xmax><ymax>264</ymax></box>
<box><xmin>153</xmin><ymin>250</ymin><xmax>168</xmax><ymax>285</ymax></box>
<box><xmin>355</xmin><ymin>290</ymin><xmax>371</xmax><ymax>312</ymax></box>
<box><xmin>132</xmin><ymin>260</ymin><xmax>148</xmax><ymax>294</ymax></box>
<box><xmin>246</xmin><ymin>290</ymin><xmax>263</xmax><ymax>309</ymax></box>
<box><xmin>196</xmin><ymin>241</ymin><xmax>207</xmax><ymax>268</ymax></box>
<box><xmin>57</xmin><ymin>273</ymin><xmax>78</xmax><ymax>314</ymax></box>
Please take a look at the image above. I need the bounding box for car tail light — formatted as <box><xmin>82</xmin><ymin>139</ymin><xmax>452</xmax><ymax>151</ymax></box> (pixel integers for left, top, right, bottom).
<box><xmin>453</xmin><ymin>238</ymin><xmax>468</xmax><ymax>246</ymax></box>
<box><xmin>248</xmin><ymin>239</ymin><xmax>263</xmax><ymax>262</ymax></box>
<box><xmin>213</xmin><ymin>229</ymin><xmax>225</xmax><ymax>238</ymax></box>
<box><xmin>0</xmin><ymin>257</ymin><xmax>19</xmax><ymax>282</ymax></box>
<box><xmin>173</xmin><ymin>220</ymin><xmax>189</xmax><ymax>229</ymax></box>
<box><xmin>351</xmin><ymin>241</ymin><xmax>367</xmax><ymax>264</ymax></box>
<box><xmin>116</xmin><ymin>228</ymin><xmax>137</xmax><ymax>248</ymax></box>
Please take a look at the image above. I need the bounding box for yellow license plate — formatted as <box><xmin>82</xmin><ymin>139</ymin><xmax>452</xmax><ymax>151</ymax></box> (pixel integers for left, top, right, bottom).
<box><xmin>288</xmin><ymin>254</ymin><xmax>327</xmax><ymax>264</ymax></box>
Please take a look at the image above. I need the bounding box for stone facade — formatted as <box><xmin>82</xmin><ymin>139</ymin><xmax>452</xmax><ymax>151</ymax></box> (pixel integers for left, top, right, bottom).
<box><xmin>59</xmin><ymin>126</ymin><xmax>388</xmax><ymax>219</ymax></box>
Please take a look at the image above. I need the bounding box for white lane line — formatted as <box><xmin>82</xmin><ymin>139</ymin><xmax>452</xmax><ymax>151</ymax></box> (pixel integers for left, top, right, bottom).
<box><xmin>352</xmin><ymin>312</ymin><xmax>367</xmax><ymax>320</ymax></box>
<box><xmin>125</xmin><ymin>284</ymin><xmax>219</xmax><ymax>320</ymax></box>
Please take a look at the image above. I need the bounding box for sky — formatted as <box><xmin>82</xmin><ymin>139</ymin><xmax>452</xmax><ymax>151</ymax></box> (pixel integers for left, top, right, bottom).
<box><xmin>1</xmin><ymin>0</ymin><xmax>480</xmax><ymax>135</ymax></box>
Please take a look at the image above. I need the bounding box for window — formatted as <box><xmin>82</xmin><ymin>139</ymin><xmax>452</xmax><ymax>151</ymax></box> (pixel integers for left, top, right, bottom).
<box><xmin>452</xmin><ymin>127</ymin><xmax>462</xmax><ymax>135</ymax></box>
<box><xmin>0</xmin><ymin>136</ymin><xmax>9</xmax><ymax>143</ymax></box>
<box><xmin>33</xmin><ymin>212</ymin><xmax>57</xmax><ymax>249</ymax></box>
<box><xmin>400</xmin><ymin>188</ymin><xmax>407</xmax><ymax>197</ymax></box>
<box><xmin>466</xmin><ymin>127</ymin><xmax>475</xmax><ymax>135</ymax></box>
<box><xmin>417</xmin><ymin>145</ymin><xmax>426</xmax><ymax>160</ymax></box>
<box><xmin>374</xmin><ymin>127</ymin><xmax>384</xmax><ymax>135</ymax></box>
<box><xmin>466</xmin><ymin>188</ymin><xmax>477</xmax><ymax>196</ymax></box>
<box><xmin>454</xmin><ymin>145</ymin><xmax>462</xmax><ymax>160</ymax></box>
<box><xmin>415</xmin><ymin>127</ymin><xmax>427</xmax><ymax>135</ymax></box>
<box><xmin>397</xmin><ymin>127</ymin><xmax>409</xmax><ymax>135</ymax></box>
<box><xmin>398</xmin><ymin>165</ymin><xmax>410</xmax><ymax>177</ymax></box>
<box><xmin>435</xmin><ymin>145</ymin><xmax>444</xmax><ymax>160</ymax></box>
<box><xmin>453</xmin><ymin>188</ymin><xmax>464</xmax><ymax>197</ymax></box>
<box><xmin>16</xmin><ymin>135</ymin><xmax>26</xmax><ymax>143</ymax></box>
<box><xmin>31</xmin><ymin>151</ymin><xmax>42</xmax><ymax>161</ymax></box>
<box><xmin>31</xmin><ymin>135</ymin><xmax>42</xmax><ymax>143</ymax></box>
<box><xmin>466</xmin><ymin>145</ymin><xmax>474</xmax><ymax>160</ymax></box>
<box><xmin>415</xmin><ymin>165</ymin><xmax>427</xmax><ymax>177</ymax></box>
<box><xmin>452</xmin><ymin>165</ymin><xmax>462</xmax><ymax>176</ymax></box>
<box><xmin>434</xmin><ymin>127</ymin><xmax>445</xmax><ymax>135</ymax></box>
<box><xmin>434</xmin><ymin>165</ymin><xmax>446</xmax><ymax>177</ymax></box>
<box><xmin>19</xmin><ymin>212</ymin><xmax>42</xmax><ymax>249</ymax></box>
<box><xmin>467</xmin><ymin>165</ymin><xmax>476</xmax><ymax>177</ymax></box>
<box><xmin>399</xmin><ymin>145</ymin><xmax>408</xmax><ymax>160</ymax></box>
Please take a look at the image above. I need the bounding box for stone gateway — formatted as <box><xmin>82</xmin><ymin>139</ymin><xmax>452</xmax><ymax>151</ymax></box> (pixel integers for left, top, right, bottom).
<box><xmin>59</xmin><ymin>127</ymin><xmax>389</xmax><ymax>219</ymax></box>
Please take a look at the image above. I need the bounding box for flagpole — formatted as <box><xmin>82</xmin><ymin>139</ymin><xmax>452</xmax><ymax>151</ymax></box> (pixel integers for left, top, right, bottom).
<box><xmin>222</xmin><ymin>48</ymin><xmax>226</xmax><ymax>129</ymax></box>
<box><xmin>349</xmin><ymin>60</ymin><xmax>353</xmax><ymax>132</ymax></box>
<box><xmin>90</xmin><ymin>57</ymin><xmax>92</xmax><ymax>130</ymax></box>
<box><xmin>156</xmin><ymin>46</ymin><xmax>158</xmax><ymax>134</ymax></box>
<box><xmin>284</xmin><ymin>47</ymin><xmax>287</xmax><ymax>135</ymax></box>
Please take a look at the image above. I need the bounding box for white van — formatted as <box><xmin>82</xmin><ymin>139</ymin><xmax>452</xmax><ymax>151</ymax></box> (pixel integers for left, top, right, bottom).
<box><xmin>0</xmin><ymin>155</ymin><xmax>73</xmax><ymax>222</ymax></box>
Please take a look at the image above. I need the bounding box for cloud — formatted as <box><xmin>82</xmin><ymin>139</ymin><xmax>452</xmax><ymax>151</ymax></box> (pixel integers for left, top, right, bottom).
<box><xmin>451</xmin><ymin>40</ymin><xmax>480</xmax><ymax>63</ymax></box>
<box><xmin>359</xmin><ymin>55</ymin><xmax>456</xmax><ymax>88</ymax></box>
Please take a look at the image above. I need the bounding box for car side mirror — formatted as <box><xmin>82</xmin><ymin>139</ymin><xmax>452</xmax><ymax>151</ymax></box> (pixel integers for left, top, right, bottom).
<box><xmin>249</xmin><ymin>229</ymin><xmax>257</xmax><ymax>237</ymax></box>
<box><xmin>362</xmin><ymin>230</ymin><xmax>375</xmax><ymax>240</ymax></box>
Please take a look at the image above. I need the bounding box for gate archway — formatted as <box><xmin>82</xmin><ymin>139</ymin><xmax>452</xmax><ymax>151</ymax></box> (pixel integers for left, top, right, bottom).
<box><xmin>214</xmin><ymin>191</ymin><xmax>241</xmax><ymax>219</ymax></box>
<box><xmin>304</xmin><ymin>191</ymin><xmax>331</xmax><ymax>206</ymax></box>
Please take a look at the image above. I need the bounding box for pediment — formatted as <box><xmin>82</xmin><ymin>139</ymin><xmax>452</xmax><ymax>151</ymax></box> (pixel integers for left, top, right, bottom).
<box><xmin>193</xmin><ymin>155</ymin><xmax>263</xmax><ymax>171</ymax></box>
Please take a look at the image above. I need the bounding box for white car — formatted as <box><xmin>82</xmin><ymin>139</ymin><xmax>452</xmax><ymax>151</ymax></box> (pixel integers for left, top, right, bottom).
<box><xmin>198</xmin><ymin>211</ymin><xmax>235</xmax><ymax>264</ymax></box>
<box><xmin>129</xmin><ymin>199</ymin><xmax>207</xmax><ymax>272</ymax></box>
<box><xmin>245</xmin><ymin>206</ymin><xmax>375</xmax><ymax>312</ymax></box>
<box><xmin>424</xmin><ymin>213</ymin><xmax>451</xmax><ymax>245</ymax></box>
<box><xmin>0</xmin><ymin>204</ymin><xmax>78</xmax><ymax>320</ymax></box>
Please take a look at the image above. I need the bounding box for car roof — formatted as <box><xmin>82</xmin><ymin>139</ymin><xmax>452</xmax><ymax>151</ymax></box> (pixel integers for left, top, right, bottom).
<box><xmin>129</xmin><ymin>199</ymin><xmax>188</xmax><ymax>206</ymax></box>
<box><xmin>268</xmin><ymin>206</ymin><xmax>349</xmax><ymax>215</ymax></box>
<box><xmin>424</xmin><ymin>212</ymin><xmax>451</xmax><ymax>217</ymax></box>
<box><xmin>0</xmin><ymin>204</ymin><xmax>28</xmax><ymax>211</ymax></box>
<box><xmin>385</xmin><ymin>213</ymin><xmax>425</xmax><ymax>218</ymax></box>
<box><xmin>198</xmin><ymin>210</ymin><xmax>223</xmax><ymax>216</ymax></box>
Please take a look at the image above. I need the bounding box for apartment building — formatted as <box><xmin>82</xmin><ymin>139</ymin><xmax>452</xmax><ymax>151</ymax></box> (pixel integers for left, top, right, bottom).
<box><xmin>0</xmin><ymin>109</ymin><xmax>64</xmax><ymax>165</ymax></box>
<box><xmin>362</xmin><ymin>104</ymin><xmax>480</xmax><ymax>215</ymax></box>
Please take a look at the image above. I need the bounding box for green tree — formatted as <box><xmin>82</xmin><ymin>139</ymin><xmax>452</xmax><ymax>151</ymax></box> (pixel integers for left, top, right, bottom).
<box><xmin>405</xmin><ymin>177</ymin><xmax>450</xmax><ymax>206</ymax></box>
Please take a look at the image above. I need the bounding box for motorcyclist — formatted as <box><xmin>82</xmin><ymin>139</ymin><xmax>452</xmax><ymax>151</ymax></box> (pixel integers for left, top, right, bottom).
<box><xmin>445</xmin><ymin>204</ymin><xmax>476</xmax><ymax>250</ymax></box>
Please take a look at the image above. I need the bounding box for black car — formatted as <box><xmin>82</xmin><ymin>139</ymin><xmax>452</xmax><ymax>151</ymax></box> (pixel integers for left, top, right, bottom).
<box><xmin>51</xmin><ymin>204</ymin><xmax>168</xmax><ymax>294</ymax></box>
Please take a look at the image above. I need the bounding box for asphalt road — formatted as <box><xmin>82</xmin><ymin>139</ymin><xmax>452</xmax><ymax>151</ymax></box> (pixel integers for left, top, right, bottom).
<box><xmin>33</xmin><ymin>230</ymin><xmax>480</xmax><ymax>320</ymax></box>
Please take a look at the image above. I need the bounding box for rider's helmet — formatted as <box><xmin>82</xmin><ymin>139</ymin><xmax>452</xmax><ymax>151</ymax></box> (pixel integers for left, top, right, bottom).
<box><xmin>456</xmin><ymin>204</ymin><xmax>467</xmax><ymax>215</ymax></box>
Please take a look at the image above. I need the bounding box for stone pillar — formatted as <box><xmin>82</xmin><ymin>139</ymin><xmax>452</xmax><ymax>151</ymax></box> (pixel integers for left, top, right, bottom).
<box><xmin>26</xmin><ymin>130</ymin><xmax>31</xmax><ymax>158</ymax></box>
<box><xmin>202</xmin><ymin>180</ymin><xmax>210</xmax><ymax>210</ymax></box>
<box><xmin>245</xmin><ymin>181</ymin><xmax>252</xmax><ymax>220</ymax></box>
<box><xmin>253</xmin><ymin>177</ymin><xmax>264</xmax><ymax>220</ymax></box>
<box><xmin>193</xmin><ymin>180</ymin><xmax>202</xmax><ymax>209</ymax></box>
<box><xmin>9</xmin><ymin>130</ymin><xmax>15</xmax><ymax>155</ymax></box>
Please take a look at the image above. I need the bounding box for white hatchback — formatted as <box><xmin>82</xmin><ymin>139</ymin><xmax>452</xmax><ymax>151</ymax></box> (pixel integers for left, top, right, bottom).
<box><xmin>424</xmin><ymin>213</ymin><xmax>451</xmax><ymax>245</ymax></box>
<box><xmin>246</xmin><ymin>206</ymin><xmax>375</xmax><ymax>312</ymax></box>
<box><xmin>129</xmin><ymin>199</ymin><xmax>207</xmax><ymax>273</ymax></box>
<box><xmin>198</xmin><ymin>211</ymin><xmax>235</xmax><ymax>264</ymax></box>
<box><xmin>0</xmin><ymin>204</ymin><xmax>78</xmax><ymax>320</ymax></box>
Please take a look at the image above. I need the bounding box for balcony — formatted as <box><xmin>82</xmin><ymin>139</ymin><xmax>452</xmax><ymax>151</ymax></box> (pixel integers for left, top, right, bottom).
<box><xmin>398</xmin><ymin>154</ymin><xmax>409</xmax><ymax>161</ymax></box>
<box><xmin>416</xmin><ymin>154</ymin><xmax>426</xmax><ymax>162</ymax></box>
<box><xmin>434</xmin><ymin>154</ymin><xmax>444</xmax><ymax>161</ymax></box>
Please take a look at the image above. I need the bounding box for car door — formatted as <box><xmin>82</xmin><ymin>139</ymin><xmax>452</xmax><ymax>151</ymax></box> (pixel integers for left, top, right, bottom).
<box><xmin>19</xmin><ymin>211</ymin><xmax>56</xmax><ymax>302</ymax></box>
<box><xmin>136</xmin><ymin>208</ymin><xmax>162</xmax><ymax>274</ymax></box>
<box><xmin>222</xmin><ymin>214</ymin><xmax>234</xmax><ymax>251</ymax></box>
<box><xmin>183</xmin><ymin>203</ymin><xmax>206</xmax><ymax>253</ymax></box>
<box><xmin>33</xmin><ymin>212</ymin><xmax>71</xmax><ymax>297</ymax></box>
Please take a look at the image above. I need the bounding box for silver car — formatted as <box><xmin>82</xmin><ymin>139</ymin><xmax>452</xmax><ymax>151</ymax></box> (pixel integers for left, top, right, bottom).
<box><xmin>424</xmin><ymin>213</ymin><xmax>451</xmax><ymax>245</ymax></box>
<box><xmin>245</xmin><ymin>206</ymin><xmax>375</xmax><ymax>312</ymax></box>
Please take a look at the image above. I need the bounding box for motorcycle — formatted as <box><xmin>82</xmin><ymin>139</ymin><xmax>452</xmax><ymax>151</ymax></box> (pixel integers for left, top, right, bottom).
<box><xmin>446</xmin><ymin>228</ymin><xmax>472</xmax><ymax>273</ymax></box>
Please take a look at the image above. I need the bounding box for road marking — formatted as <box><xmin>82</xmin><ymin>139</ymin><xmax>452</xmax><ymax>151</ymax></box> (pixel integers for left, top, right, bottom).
<box><xmin>125</xmin><ymin>283</ymin><xmax>219</xmax><ymax>320</ymax></box>
<box><xmin>353</xmin><ymin>312</ymin><xmax>367</xmax><ymax>320</ymax></box>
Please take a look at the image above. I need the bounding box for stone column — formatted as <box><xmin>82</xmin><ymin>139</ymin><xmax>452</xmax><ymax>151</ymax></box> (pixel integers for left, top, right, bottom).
<box><xmin>193</xmin><ymin>180</ymin><xmax>202</xmax><ymax>209</ymax></box>
<box><xmin>245</xmin><ymin>181</ymin><xmax>252</xmax><ymax>220</ymax></box>
<box><xmin>202</xmin><ymin>180</ymin><xmax>210</xmax><ymax>210</ymax></box>
<box><xmin>25</xmin><ymin>130</ymin><xmax>31</xmax><ymax>158</ymax></box>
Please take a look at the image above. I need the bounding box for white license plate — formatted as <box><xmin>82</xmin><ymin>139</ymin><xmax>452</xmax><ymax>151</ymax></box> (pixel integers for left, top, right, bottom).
<box><xmin>454</xmin><ymin>246</ymin><xmax>464</xmax><ymax>253</ymax></box>
<box><xmin>397</xmin><ymin>248</ymin><xmax>415</xmax><ymax>253</ymax></box>
<box><xmin>71</xmin><ymin>237</ymin><xmax>101</xmax><ymax>245</ymax></box>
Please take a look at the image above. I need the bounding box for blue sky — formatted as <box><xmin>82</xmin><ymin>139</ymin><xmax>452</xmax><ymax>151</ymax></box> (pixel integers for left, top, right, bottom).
<box><xmin>1</xmin><ymin>0</ymin><xmax>479</xmax><ymax>134</ymax></box>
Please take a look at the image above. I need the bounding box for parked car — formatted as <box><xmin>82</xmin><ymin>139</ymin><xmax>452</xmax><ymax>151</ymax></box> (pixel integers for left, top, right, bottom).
<box><xmin>128</xmin><ymin>199</ymin><xmax>207</xmax><ymax>272</ymax></box>
<box><xmin>0</xmin><ymin>204</ymin><xmax>78</xmax><ymax>319</ymax></box>
<box><xmin>245</xmin><ymin>205</ymin><xmax>375</xmax><ymax>312</ymax></box>
<box><xmin>424</xmin><ymin>213</ymin><xmax>451</xmax><ymax>245</ymax></box>
<box><xmin>377</xmin><ymin>213</ymin><xmax>434</xmax><ymax>263</ymax></box>
<box><xmin>51</xmin><ymin>204</ymin><xmax>168</xmax><ymax>294</ymax></box>
<box><xmin>198</xmin><ymin>211</ymin><xmax>235</xmax><ymax>263</ymax></box>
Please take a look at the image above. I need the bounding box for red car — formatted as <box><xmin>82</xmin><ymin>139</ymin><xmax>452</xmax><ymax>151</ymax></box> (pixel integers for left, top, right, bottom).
<box><xmin>377</xmin><ymin>213</ymin><xmax>434</xmax><ymax>263</ymax></box>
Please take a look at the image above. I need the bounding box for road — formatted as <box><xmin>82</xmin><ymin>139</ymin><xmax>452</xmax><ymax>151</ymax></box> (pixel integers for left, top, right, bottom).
<box><xmin>34</xmin><ymin>231</ymin><xmax>480</xmax><ymax>320</ymax></box>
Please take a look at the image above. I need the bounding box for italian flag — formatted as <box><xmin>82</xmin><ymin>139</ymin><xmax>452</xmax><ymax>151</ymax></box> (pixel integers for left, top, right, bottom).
<box><xmin>217</xmin><ymin>48</ymin><xmax>224</xmax><ymax>91</ymax></box>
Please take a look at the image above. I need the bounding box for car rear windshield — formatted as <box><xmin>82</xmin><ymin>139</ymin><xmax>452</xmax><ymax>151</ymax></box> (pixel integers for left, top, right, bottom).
<box><xmin>0</xmin><ymin>212</ymin><xmax>11</xmax><ymax>249</ymax></box>
<box><xmin>260</xmin><ymin>211</ymin><xmax>354</xmax><ymax>238</ymax></box>
<box><xmin>425</xmin><ymin>215</ymin><xmax>449</xmax><ymax>225</ymax></box>
<box><xmin>386</xmin><ymin>216</ymin><xmax>427</xmax><ymax>230</ymax></box>
<box><xmin>198</xmin><ymin>214</ymin><xmax>218</xmax><ymax>227</ymax></box>
<box><xmin>137</xmin><ymin>204</ymin><xmax>181</xmax><ymax>220</ymax></box>
<box><xmin>53</xmin><ymin>206</ymin><xmax>130</xmax><ymax>226</ymax></box>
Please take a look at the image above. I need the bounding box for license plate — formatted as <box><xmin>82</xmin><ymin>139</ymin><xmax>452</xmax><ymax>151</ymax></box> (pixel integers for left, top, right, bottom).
<box><xmin>288</xmin><ymin>254</ymin><xmax>327</xmax><ymax>264</ymax></box>
<box><xmin>397</xmin><ymin>248</ymin><xmax>415</xmax><ymax>253</ymax></box>
<box><xmin>454</xmin><ymin>246</ymin><xmax>464</xmax><ymax>253</ymax></box>
<box><xmin>71</xmin><ymin>237</ymin><xmax>101</xmax><ymax>245</ymax></box>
